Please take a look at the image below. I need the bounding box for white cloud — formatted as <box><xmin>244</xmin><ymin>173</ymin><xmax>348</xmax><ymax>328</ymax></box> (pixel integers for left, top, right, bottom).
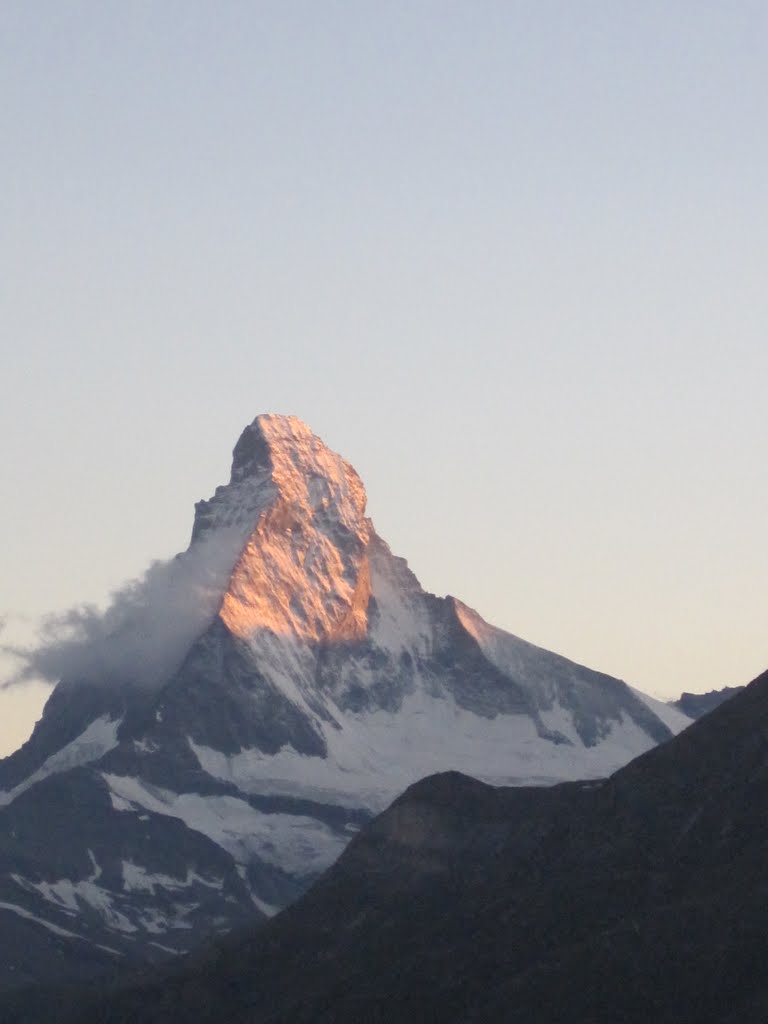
<box><xmin>2</xmin><ymin>529</ymin><xmax>244</xmax><ymax>692</ymax></box>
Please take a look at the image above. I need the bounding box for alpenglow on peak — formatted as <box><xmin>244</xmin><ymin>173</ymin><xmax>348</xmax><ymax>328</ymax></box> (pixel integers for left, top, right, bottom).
<box><xmin>192</xmin><ymin>414</ymin><xmax>371</xmax><ymax>644</ymax></box>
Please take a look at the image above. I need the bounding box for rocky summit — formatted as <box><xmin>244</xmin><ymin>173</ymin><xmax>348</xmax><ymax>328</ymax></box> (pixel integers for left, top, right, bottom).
<box><xmin>0</xmin><ymin>415</ymin><xmax>690</xmax><ymax>993</ymax></box>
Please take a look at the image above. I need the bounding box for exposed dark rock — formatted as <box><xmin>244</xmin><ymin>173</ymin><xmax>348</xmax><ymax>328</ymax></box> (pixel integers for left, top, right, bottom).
<box><xmin>672</xmin><ymin>684</ymin><xmax>744</xmax><ymax>719</ymax></box>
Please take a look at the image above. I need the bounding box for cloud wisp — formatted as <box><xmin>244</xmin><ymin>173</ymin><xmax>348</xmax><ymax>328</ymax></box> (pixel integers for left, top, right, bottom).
<box><xmin>2</xmin><ymin>530</ymin><xmax>245</xmax><ymax>693</ymax></box>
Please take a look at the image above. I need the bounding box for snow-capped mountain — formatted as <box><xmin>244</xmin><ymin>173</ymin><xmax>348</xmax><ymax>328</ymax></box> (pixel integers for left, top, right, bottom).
<box><xmin>0</xmin><ymin>414</ymin><xmax>691</xmax><ymax>992</ymax></box>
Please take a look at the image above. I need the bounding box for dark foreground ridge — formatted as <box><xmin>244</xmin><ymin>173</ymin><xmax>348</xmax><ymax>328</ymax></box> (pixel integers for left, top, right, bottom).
<box><xmin>11</xmin><ymin>666</ymin><xmax>768</xmax><ymax>1024</ymax></box>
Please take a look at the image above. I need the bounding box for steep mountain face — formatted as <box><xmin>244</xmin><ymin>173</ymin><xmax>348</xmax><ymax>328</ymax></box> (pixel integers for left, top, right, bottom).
<box><xmin>0</xmin><ymin>414</ymin><xmax>690</xmax><ymax>992</ymax></box>
<box><xmin>56</xmin><ymin>668</ymin><xmax>768</xmax><ymax>1024</ymax></box>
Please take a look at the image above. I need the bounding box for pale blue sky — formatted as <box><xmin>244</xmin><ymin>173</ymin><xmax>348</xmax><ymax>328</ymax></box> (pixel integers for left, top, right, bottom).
<box><xmin>1</xmin><ymin>2</ymin><xmax>767</xmax><ymax>754</ymax></box>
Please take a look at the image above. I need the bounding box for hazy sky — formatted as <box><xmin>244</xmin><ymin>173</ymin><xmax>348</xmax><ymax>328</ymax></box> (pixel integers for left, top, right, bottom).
<box><xmin>1</xmin><ymin>1</ymin><xmax>766</xmax><ymax>756</ymax></box>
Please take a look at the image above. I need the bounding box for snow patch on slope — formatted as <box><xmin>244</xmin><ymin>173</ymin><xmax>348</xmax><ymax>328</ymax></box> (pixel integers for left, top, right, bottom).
<box><xmin>454</xmin><ymin>599</ymin><xmax>606</xmax><ymax>702</ymax></box>
<box><xmin>103</xmin><ymin>774</ymin><xmax>347</xmax><ymax>874</ymax></box>
<box><xmin>0</xmin><ymin>900</ymin><xmax>122</xmax><ymax>953</ymax></box>
<box><xmin>367</xmin><ymin>536</ymin><xmax>433</xmax><ymax>656</ymax></box>
<box><xmin>13</xmin><ymin>858</ymin><xmax>231</xmax><ymax>941</ymax></box>
<box><xmin>0</xmin><ymin>716</ymin><xmax>121</xmax><ymax>807</ymax></box>
<box><xmin>630</xmin><ymin>687</ymin><xmax>693</xmax><ymax>732</ymax></box>
<box><xmin>240</xmin><ymin>630</ymin><xmax>326</xmax><ymax>720</ymax></box>
<box><xmin>12</xmin><ymin>850</ymin><xmax>139</xmax><ymax>934</ymax></box>
<box><xmin>190</xmin><ymin>689</ymin><xmax>665</xmax><ymax>815</ymax></box>
<box><xmin>14</xmin><ymin>874</ymin><xmax>137</xmax><ymax>933</ymax></box>
<box><xmin>121</xmin><ymin>862</ymin><xmax>223</xmax><ymax>895</ymax></box>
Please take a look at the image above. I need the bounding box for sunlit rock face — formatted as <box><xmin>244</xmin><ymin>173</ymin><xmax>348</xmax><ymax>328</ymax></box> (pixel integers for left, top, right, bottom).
<box><xmin>0</xmin><ymin>414</ymin><xmax>692</xmax><ymax>994</ymax></box>
<box><xmin>216</xmin><ymin>416</ymin><xmax>372</xmax><ymax>644</ymax></box>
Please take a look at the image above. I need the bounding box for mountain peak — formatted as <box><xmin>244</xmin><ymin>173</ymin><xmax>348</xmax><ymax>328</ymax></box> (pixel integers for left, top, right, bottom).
<box><xmin>232</xmin><ymin>415</ymin><xmax>317</xmax><ymax>483</ymax></box>
<box><xmin>0</xmin><ymin>413</ymin><xmax>694</xmax><ymax>994</ymax></box>
<box><xmin>193</xmin><ymin>416</ymin><xmax>367</xmax><ymax>542</ymax></box>
<box><xmin>219</xmin><ymin>416</ymin><xmax>370</xmax><ymax>643</ymax></box>
<box><xmin>235</xmin><ymin>413</ymin><xmax>367</xmax><ymax>523</ymax></box>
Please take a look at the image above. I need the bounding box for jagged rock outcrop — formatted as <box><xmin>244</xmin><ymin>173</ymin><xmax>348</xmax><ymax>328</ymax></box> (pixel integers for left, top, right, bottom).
<box><xmin>672</xmin><ymin>684</ymin><xmax>744</xmax><ymax>719</ymax></box>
